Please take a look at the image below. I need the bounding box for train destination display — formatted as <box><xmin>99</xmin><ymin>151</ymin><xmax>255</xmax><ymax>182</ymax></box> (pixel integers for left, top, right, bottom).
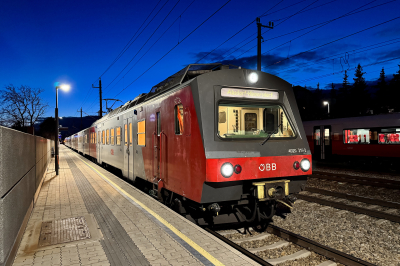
<box><xmin>221</xmin><ymin>88</ymin><xmax>279</xmax><ymax>100</ymax></box>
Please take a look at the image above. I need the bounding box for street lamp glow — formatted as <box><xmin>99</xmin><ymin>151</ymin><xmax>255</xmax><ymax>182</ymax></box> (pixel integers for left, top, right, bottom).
<box><xmin>59</xmin><ymin>84</ymin><xmax>70</xmax><ymax>92</ymax></box>
<box><xmin>323</xmin><ymin>101</ymin><xmax>329</xmax><ymax>105</ymax></box>
<box><xmin>323</xmin><ymin>101</ymin><xmax>330</xmax><ymax>114</ymax></box>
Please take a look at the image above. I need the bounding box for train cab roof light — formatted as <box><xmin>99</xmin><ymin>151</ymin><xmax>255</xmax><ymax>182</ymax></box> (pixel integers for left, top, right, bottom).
<box><xmin>293</xmin><ymin>161</ymin><xmax>300</xmax><ymax>170</ymax></box>
<box><xmin>300</xmin><ymin>158</ymin><xmax>311</xmax><ymax>172</ymax></box>
<box><xmin>221</xmin><ymin>162</ymin><xmax>234</xmax><ymax>178</ymax></box>
<box><xmin>248</xmin><ymin>72</ymin><xmax>258</xmax><ymax>83</ymax></box>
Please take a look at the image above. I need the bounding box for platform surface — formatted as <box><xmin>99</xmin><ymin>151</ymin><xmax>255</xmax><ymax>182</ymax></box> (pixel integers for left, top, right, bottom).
<box><xmin>12</xmin><ymin>146</ymin><xmax>259</xmax><ymax>266</ymax></box>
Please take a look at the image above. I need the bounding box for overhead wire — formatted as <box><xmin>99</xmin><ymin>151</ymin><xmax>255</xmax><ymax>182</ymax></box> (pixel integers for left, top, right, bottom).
<box><xmin>80</xmin><ymin>0</ymin><xmax>164</xmax><ymax>109</ymax></box>
<box><xmin>221</xmin><ymin>0</ymin><xmax>321</xmax><ymax>61</ymax></box>
<box><xmin>195</xmin><ymin>0</ymin><xmax>284</xmax><ymax>63</ymax></box>
<box><xmin>111</xmin><ymin>0</ymin><xmax>233</xmax><ymax>99</ymax></box>
<box><xmin>263</xmin><ymin>15</ymin><xmax>400</xmax><ymax>69</ymax></box>
<box><xmin>103</xmin><ymin>0</ymin><xmax>197</xmax><ymax>96</ymax></box>
<box><xmin>102</xmin><ymin>0</ymin><xmax>178</xmax><ymax>92</ymax></box>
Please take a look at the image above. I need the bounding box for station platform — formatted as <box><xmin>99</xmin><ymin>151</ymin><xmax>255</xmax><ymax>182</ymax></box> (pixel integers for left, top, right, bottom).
<box><xmin>12</xmin><ymin>145</ymin><xmax>259</xmax><ymax>266</ymax></box>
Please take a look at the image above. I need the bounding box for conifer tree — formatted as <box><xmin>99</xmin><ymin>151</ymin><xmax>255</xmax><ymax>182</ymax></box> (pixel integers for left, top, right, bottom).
<box><xmin>337</xmin><ymin>70</ymin><xmax>349</xmax><ymax>117</ymax></box>
<box><xmin>351</xmin><ymin>64</ymin><xmax>370</xmax><ymax>115</ymax></box>
<box><xmin>389</xmin><ymin>64</ymin><xmax>400</xmax><ymax>111</ymax></box>
<box><xmin>376</xmin><ymin>67</ymin><xmax>388</xmax><ymax>113</ymax></box>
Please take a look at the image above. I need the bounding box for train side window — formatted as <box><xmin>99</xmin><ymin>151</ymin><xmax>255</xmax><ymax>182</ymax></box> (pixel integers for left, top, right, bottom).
<box><xmin>98</xmin><ymin>131</ymin><xmax>101</xmax><ymax>143</ymax></box>
<box><xmin>175</xmin><ymin>104</ymin><xmax>184</xmax><ymax>134</ymax></box>
<box><xmin>102</xmin><ymin>131</ymin><xmax>105</xmax><ymax>145</ymax></box>
<box><xmin>377</xmin><ymin>128</ymin><xmax>400</xmax><ymax>144</ymax></box>
<box><xmin>116</xmin><ymin>127</ymin><xmax>121</xmax><ymax>145</ymax></box>
<box><xmin>138</xmin><ymin>120</ymin><xmax>146</xmax><ymax>146</ymax></box>
<box><xmin>129</xmin><ymin>123</ymin><xmax>133</xmax><ymax>146</ymax></box>
<box><xmin>111</xmin><ymin>128</ymin><xmax>115</xmax><ymax>145</ymax></box>
<box><xmin>314</xmin><ymin>129</ymin><xmax>320</xmax><ymax>145</ymax></box>
<box><xmin>106</xmin><ymin>129</ymin><xmax>110</xmax><ymax>145</ymax></box>
<box><xmin>94</xmin><ymin>132</ymin><xmax>96</xmax><ymax>144</ymax></box>
<box><xmin>343</xmin><ymin>129</ymin><xmax>370</xmax><ymax>144</ymax></box>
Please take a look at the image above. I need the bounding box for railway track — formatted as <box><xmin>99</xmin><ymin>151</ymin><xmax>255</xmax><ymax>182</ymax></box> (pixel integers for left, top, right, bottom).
<box><xmin>208</xmin><ymin>225</ymin><xmax>375</xmax><ymax>266</ymax></box>
<box><xmin>311</xmin><ymin>171</ymin><xmax>400</xmax><ymax>190</ymax></box>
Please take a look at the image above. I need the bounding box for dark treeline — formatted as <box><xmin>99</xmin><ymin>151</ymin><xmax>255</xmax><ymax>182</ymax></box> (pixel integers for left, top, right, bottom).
<box><xmin>294</xmin><ymin>63</ymin><xmax>400</xmax><ymax>121</ymax></box>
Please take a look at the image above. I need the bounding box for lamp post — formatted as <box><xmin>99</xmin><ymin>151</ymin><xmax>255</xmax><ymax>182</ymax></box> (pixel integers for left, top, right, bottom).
<box><xmin>55</xmin><ymin>84</ymin><xmax>70</xmax><ymax>175</ymax></box>
<box><xmin>323</xmin><ymin>101</ymin><xmax>330</xmax><ymax>114</ymax></box>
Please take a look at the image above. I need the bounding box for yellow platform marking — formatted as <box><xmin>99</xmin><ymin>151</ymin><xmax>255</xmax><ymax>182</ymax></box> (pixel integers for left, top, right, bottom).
<box><xmin>72</xmin><ymin>153</ymin><xmax>224</xmax><ymax>266</ymax></box>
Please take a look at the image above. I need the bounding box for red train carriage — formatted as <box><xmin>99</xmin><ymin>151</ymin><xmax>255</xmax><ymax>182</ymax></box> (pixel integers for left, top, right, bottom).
<box><xmin>304</xmin><ymin>114</ymin><xmax>400</xmax><ymax>162</ymax></box>
<box><xmin>66</xmin><ymin>64</ymin><xmax>311</xmax><ymax>225</ymax></box>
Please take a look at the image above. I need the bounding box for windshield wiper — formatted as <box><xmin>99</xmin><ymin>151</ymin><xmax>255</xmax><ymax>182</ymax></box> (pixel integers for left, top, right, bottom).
<box><xmin>260</xmin><ymin>122</ymin><xmax>282</xmax><ymax>146</ymax></box>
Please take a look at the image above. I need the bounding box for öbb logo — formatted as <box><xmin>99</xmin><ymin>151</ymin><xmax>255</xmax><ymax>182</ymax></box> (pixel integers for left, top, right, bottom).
<box><xmin>259</xmin><ymin>163</ymin><xmax>276</xmax><ymax>171</ymax></box>
<box><xmin>111</xmin><ymin>149</ymin><xmax>114</xmax><ymax>155</ymax></box>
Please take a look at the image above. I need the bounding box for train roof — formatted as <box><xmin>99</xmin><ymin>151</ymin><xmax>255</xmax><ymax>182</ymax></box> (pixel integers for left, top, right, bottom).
<box><xmin>94</xmin><ymin>63</ymin><xmax>240</xmax><ymax>125</ymax></box>
<box><xmin>303</xmin><ymin>113</ymin><xmax>400</xmax><ymax>127</ymax></box>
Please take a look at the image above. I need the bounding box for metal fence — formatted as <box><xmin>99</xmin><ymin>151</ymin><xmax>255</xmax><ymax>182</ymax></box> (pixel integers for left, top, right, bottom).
<box><xmin>0</xmin><ymin>126</ymin><xmax>54</xmax><ymax>266</ymax></box>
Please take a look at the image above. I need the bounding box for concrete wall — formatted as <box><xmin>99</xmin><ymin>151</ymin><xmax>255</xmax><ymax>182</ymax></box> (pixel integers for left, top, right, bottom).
<box><xmin>0</xmin><ymin>127</ymin><xmax>54</xmax><ymax>266</ymax></box>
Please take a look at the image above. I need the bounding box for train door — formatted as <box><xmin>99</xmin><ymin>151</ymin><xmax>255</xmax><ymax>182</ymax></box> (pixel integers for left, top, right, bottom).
<box><xmin>123</xmin><ymin>118</ymin><xmax>132</xmax><ymax>179</ymax></box>
<box><xmin>313</xmin><ymin>125</ymin><xmax>331</xmax><ymax>159</ymax></box>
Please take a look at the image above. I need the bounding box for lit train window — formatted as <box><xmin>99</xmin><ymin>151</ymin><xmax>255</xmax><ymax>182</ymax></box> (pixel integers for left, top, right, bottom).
<box><xmin>102</xmin><ymin>131</ymin><xmax>105</xmax><ymax>145</ymax></box>
<box><xmin>116</xmin><ymin>127</ymin><xmax>121</xmax><ymax>145</ymax></box>
<box><xmin>175</xmin><ymin>104</ymin><xmax>184</xmax><ymax>135</ymax></box>
<box><xmin>314</xmin><ymin>129</ymin><xmax>321</xmax><ymax>145</ymax></box>
<box><xmin>218</xmin><ymin>103</ymin><xmax>295</xmax><ymax>139</ymax></box>
<box><xmin>106</xmin><ymin>129</ymin><xmax>110</xmax><ymax>145</ymax></box>
<box><xmin>111</xmin><ymin>128</ymin><xmax>115</xmax><ymax>145</ymax></box>
<box><xmin>138</xmin><ymin>120</ymin><xmax>146</xmax><ymax>146</ymax></box>
<box><xmin>97</xmin><ymin>131</ymin><xmax>101</xmax><ymax>143</ymax></box>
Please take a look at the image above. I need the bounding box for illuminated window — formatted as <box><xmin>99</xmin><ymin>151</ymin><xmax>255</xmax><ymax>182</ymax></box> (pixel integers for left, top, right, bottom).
<box><xmin>217</xmin><ymin>103</ymin><xmax>295</xmax><ymax>139</ymax></box>
<box><xmin>111</xmin><ymin>128</ymin><xmax>115</xmax><ymax>145</ymax></box>
<box><xmin>175</xmin><ymin>104</ymin><xmax>184</xmax><ymax>134</ymax></box>
<box><xmin>106</xmin><ymin>129</ymin><xmax>110</xmax><ymax>145</ymax></box>
<box><xmin>102</xmin><ymin>131</ymin><xmax>105</xmax><ymax>145</ymax></box>
<box><xmin>94</xmin><ymin>132</ymin><xmax>96</xmax><ymax>144</ymax></box>
<box><xmin>116</xmin><ymin>127</ymin><xmax>121</xmax><ymax>145</ymax></box>
<box><xmin>138</xmin><ymin>120</ymin><xmax>145</xmax><ymax>146</ymax></box>
<box><xmin>129</xmin><ymin>123</ymin><xmax>132</xmax><ymax>146</ymax></box>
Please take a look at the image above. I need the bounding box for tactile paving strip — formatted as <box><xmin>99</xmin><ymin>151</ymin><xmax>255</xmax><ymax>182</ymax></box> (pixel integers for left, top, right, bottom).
<box><xmin>66</xmin><ymin>158</ymin><xmax>149</xmax><ymax>266</ymax></box>
<box><xmin>38</xmin><ymin>216</ymin><xmax>91</xmax><ymax>247</ymax></box>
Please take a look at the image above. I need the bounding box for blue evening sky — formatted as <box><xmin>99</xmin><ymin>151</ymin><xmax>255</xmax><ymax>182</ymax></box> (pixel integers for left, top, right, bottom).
<box><xmin>1</xmin><ymin>0</ymin><xmax>400</xmax><ymax>118</ymax></box>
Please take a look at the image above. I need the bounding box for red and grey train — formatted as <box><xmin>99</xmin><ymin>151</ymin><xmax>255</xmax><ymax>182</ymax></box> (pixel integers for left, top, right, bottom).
<box><xmin>304</xmin><ymin>113</ymin><xmax>400</xmax><ymax>163</ymax></box>
<box><xmin>65</xmin><ymin>63</ymin><xmax>311</xmax><ymax>225</ymax></box>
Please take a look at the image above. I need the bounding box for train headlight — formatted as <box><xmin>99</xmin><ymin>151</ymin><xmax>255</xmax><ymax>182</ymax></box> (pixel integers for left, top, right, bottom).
<box><xmin>221</xmin><ymin>162</ymin><xmax>234</xmax><ymax>178</ymax></box>
<box><xmin>300</xmin><ymin>159</ymin><xmax>311</xmax><ymax>172</ymax></box>
<box><xmin>248</xmin><ymin>72</ymin><xmax>258</xmax><ymax>83</ymax></box>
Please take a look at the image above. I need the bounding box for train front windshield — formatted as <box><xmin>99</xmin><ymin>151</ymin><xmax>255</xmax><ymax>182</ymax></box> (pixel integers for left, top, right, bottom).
<box><xmin>218</xmin><ymin>103</ymin><xmax>295</xmax><ymax>139</ymax></box>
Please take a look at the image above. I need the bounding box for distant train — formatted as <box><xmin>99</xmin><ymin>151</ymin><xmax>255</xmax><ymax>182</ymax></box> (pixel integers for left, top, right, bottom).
<box><xmin>65</xmin><ymin>63</ymin><xmax>311</xmax><ymax>226</ymax></box>
<box><xmin>303</xmin><ymin>113</ymin><xmax>400</xmax><ymax>163</ymax></box>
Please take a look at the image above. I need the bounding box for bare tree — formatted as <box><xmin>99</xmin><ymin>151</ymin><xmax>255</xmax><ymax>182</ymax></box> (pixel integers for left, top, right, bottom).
<box><xmin>0</xmin><ymin>85</ymin><xmax>48</xmax><ymax>128</ymax></box>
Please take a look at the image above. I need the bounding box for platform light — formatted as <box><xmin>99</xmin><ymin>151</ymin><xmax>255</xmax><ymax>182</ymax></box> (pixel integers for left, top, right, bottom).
<box><xmin>59</xmin><ymin>84</ymin><xmax>70</xmax><ymax>92</ymax></box>
<box><xmin>300</xmin><ymin>158</ymin><xmax>311</xmax><ymax>172</ymax></box>
<box><xmin>248</xmin><ymin>72</ymin><xmax>258</xmax><ymax>83</ymax></box>
<box><xmin>221</xmin><ymin>162</ymin><xmax>234</xmax><ymax>178</ymax></box>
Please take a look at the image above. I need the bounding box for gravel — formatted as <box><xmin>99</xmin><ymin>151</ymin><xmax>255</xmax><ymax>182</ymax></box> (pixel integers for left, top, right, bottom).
<box><xmin>307</xmin><ymin>177</ymin><xmax>400</xmax><ymax>204</ymax></box>
<box><xmin>314</xmin><ymin>166</ymin><xmax>400</xmax><ymax>181</ymax></box>
<box><xmin>272</xmin><ymin>199</ymin><xmax>400</xmax><ymax>266</ymax></box>
<box><xmin>256</xmin><ymin>243</ymin><xmax>303</xmax><ymax>259</ymax></box>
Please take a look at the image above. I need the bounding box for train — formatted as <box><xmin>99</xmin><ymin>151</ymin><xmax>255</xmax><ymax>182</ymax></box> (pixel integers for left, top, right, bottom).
<box><xmin>303</xmin><ymin>113</ymin><xmax>400</xmax><ymax>163</ymax></box>
<box><xmin>65</xmin><ymin>63</ymin><xmax>311</xmax><ymax>226</ymax></box>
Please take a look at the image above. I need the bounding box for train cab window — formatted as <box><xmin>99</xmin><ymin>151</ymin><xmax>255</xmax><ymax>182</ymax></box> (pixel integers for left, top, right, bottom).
<box><xmin>116</xmin><ymin>127</ymin><xmax>121</xmax><ymax>145</ymax></box>
<box><xmin>218</xmin><ymin>103</ymin><xmax>295</xmax><ymax>139</ymax></box>
<box><xmin>138</xmin><ymin>120</ymin><xmax>146</xmax><ymax>146</ymax></box>
<box><xmin>175</xmin><ymin>104</ymin><xmax>184</xmax><ymax>134</ymax></box>
<box><xmin>111</xmin><ymin>128</ymin><xmax>115</xmax><ymax>145</ymax></box>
